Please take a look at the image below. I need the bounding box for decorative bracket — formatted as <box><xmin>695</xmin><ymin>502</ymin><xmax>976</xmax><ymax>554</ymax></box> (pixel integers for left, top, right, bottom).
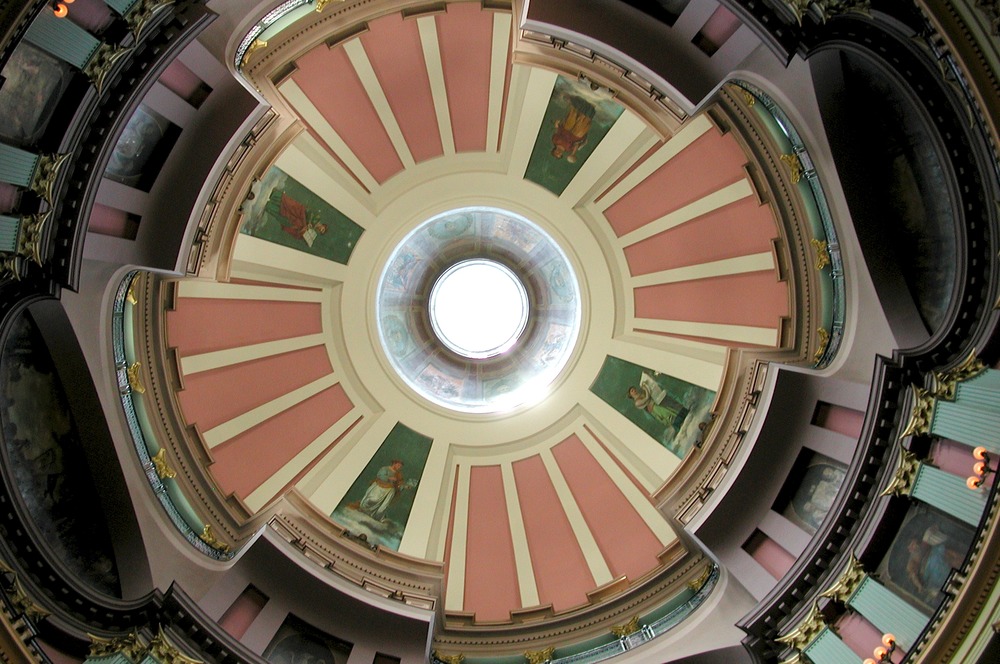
<box><xmin>881</xmin><ymin>449</ymin><xmax>920</xmax><ymax>497</ymax></box>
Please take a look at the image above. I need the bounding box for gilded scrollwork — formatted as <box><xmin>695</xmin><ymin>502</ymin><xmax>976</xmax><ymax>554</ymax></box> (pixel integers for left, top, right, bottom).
<box><xmin>28</xmin><ymin>153</ymin><xmax>69</xmax><ymax>205</ymax></box>
<box><xmin>810</xmin><ymin>237</ymin><xmax>830</xmax><ymax>271</ymax></box>
<box><xmin>241</xmin><ymin>39</ymin><xmax>268</xmax><ymax>67</ymax></box>
<box><xmin>785</xmin><ymin>0</ymin><xmax>871</xmax><ymax>25</ymax></box>
<box><xmin>813</xmin><ymin>327</ymin><xmax>830</xmax><ymax>365</ymax></box>
<box><xmin>17</xmin><ymin>211</ymin><xmax>50</xmax><ymax>266</ymax></box>
<box><xmin>198</xmin><ymin>525</ymin><xmax>231</xmax><ymax>553</ymax></box>
<box><xmin>83</xmin><ymin>43</ymin><xmax>134</xmax><ymax>94</ymax></box>
<box><xmin>151</xmin><ymin>448</ymin><xmax>177</xmax><ymax>480</ymax></box>
<box><xmin>88</xmin><ymin>631</ymin><xmax>145</xmax><ymax>660</ymax></box>
<box><xmin>127</xmin><ymin>361</ymin><xmax>147</xmax><ymax>395</ymax></box>
<box><xmin>147</xmin><ymin>628</ymin><xmax>202</xmax><ymax>664</ymax></box>
<box><xmin>780</xmin><ymin>153</ymin><xmax>803</xmax><ymax>183</ymax></box>
<box><xmin>126</xmin><ymin>0</ymin><xmax>176</xmax><ymax>40</ymax></box>
<box><xmin>434</xmin><ymin>652</ymin><xmax>465</xmax><ymax>664</ymax></box>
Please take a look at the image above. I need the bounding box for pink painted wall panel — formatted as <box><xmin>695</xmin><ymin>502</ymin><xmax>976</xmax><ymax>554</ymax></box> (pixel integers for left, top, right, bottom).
<box><xmin>159</xmin><ymin>59</ymin><xmax>206</xmax><ymax>101</ymax></box>
<box><xmin>218</xmin><ymin>586</ymin><xmax>268</xmax><ymax>639</ymax></box>
<box><xmin>177</xmin><ymin>345</ymin><xmax>332</xmax><ymax>432</ymax></box>
<box><xmin>67</xmin><ymin>0</ymin><xmax>113</xmax><ymax>33</ymax></box>
<box><xmin>697</xmin><ymin>6</ymin><xmax>741</xmax><ymax>49</ymax></box>
<box><xmin>88</xmin><ymin>203</ymin><xmax>131</xmax><ymax>238</ymax></box>
<box><xmin>634</xmin><ymin>271</ymin><xmax>788</xmax><ymax>327</ymax></box>
<box><xmin>166</xmin><ymin>300</ymin><xmax>322</xmax><ymax>356</ymax></box>
<box><xmin>436</xmin><ymin>3</ymin><xmax>492</xmax><ymax>152</ymax></box>
<box><xmin>513</xmin><ymin>455</ymin><xmax>594</xmax><ymax>611</ymax></box>
<box><xmin>931</xmin><ymin>439</ymin><xmax>994</xmax><ymax>487</ymax></box>
<box><xmin>623</xmin><ymin>197</ymin><xmax>776</xmax><ymax>276</ymax></box>
<box><xmin>211</xmin><ymin>383</ymin><xmax>353</xmax><ymax>499</ymax></box>
<box><xmin>464</xmin><ymin>465</ymin><xmax>520</xmax><ymax>621</ymax></box>
<box><xmin>551</xmin><ymin>436</ymin><xmax>663</xmax><ymax>583</ymax></box>
<box><xmin>836</xmin><ymin>612</ymin><xmax>905</xmax><ymax>662</ymax></box>
<box><xmin>362</xmin><ymin>14</ymin><xmax>443</xmax><ymax>163</ymax></box>
<box><xmin>745</xmin><ymin>532</ymin><xmax>795</xmax><ymax>579</ymax></box>
<box><xmin>605</xmin><ymin>130</ymin><xmax>747</xmax><ymax>237</ymax></box>
<box><xmin>813</xmin><ymin>402</ymin><xmax>865</xmax><ymax>439</ymax></box>
<box><xmin>293</xmin><ymin>44</ymin><xmax>403</xmax><ymax>183</ymax></box>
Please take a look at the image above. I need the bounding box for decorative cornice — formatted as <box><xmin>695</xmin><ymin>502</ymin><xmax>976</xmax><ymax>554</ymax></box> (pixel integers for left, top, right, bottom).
<box><xmin>900</xmin><ymin>386</ymin><xmax>935</xmax><ymax>438</ymax></box>
<box><xmin>28</xmin><ymin>152</ymin><xmax>69</xmax><ymax>205</ymax></box>
<box><xmin>83</xmin><ymin>42</ymin><xmax>134</xmax><ymax>94</ymax></box>
<box><xmin>881</xmin><ymin>449</ymin><xmax>921</xmax><ymax>497</ymax></box>
<box><xmin>775</xmin><ymin>602</ymin><xmax>826</xmax><ymax>652</ymax></box>
<box><xmin>819</xmin><ymin>554</ymin><xmax>866</xmax><ymax>604</ymax></box>
<box><xmin>932</xmin><ymin>350</ymin><xmax>986</xmax><ymax>401</ymax></box>
<box><xmin>88</xmin><ymin>631</ymin><xmax>146</xmax><ymax>660</ymax></box>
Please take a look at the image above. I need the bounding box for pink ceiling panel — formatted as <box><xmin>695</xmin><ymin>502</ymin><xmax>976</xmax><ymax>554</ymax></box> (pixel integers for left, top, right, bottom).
<box><xmin>436</xmin><ymin>3</ymin><xmax>493</xmax><ymax>152</ymax></box>
<box><xmin>634</xmin><ymin>271</ymin><xmax>788</xmax><ymax>328</ymax></box>
<box><xmin>623</xmin><ymin>197</ymin><xmax>776</xmax><ymax>276</ymax></box>
<box><xmin>177</xmin><ymin>345</ymin><xmax>332</xmax><ymax>432</ymax></box>
<box><xmin>464</xmin><ymin>465</ymin><xmax>520</xmax><ymax>621</ymax></box>
<box><xmin>513</xmin><ymin>455</ymin><xmax>594</xmax><ymax>612</ymax></box>
<box><xmin>604</xmin><ymin>129</ymin><xmax>748</xmax><ymax>237</ymax></box>
<box><xmin>166</xmin><ymin>299</ymin><xmax>322</xmax><ymax>356</ymax></box>
<box><xmin>210</xmin><ymin>383</ymin><xmax>353</xmax><ymax>499</ymax></box>
<box><xmin>362</xmin><ymin>14</ymin><xmax>443</xmax><ymax>163</ymax></box>
<box><xmin>551</xmin><ymin>436</ymin><xmax>663</xmax><ymax>583</ymax></box>
<box><xmin>293</xmin><ymin>44</ymin><xmax>403</xmax><ymax>183</ymax></box>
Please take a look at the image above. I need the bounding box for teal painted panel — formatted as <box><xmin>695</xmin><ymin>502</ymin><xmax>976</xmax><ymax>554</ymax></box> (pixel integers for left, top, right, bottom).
<box><xmin>0</xmin><ymin>216</ymin><xmax>20</xmax><ymax>253</ymax></box>
<box><xmin>912</xmin><ymin>463</ymin><xmax>987</xmax><ymax>526</ymax></box>
<box><xmin>931</xmin><ymin>399</ymin><xmax>1000</xmax><ymax>449</ymax></box>
<box><xmin>0</xmin><ymin>144</ymin><xmax>39</xmax><ymax>187</ymax></box>
<box><xmin>803</xmin><ymin>628</ymin><xmax>857</xmax><ymax>664</ymax></box>
<box><xmin>24</xmin><ymin>11</ymin><xmax>99</xmax><ymax>69</ymax></box>
<box><xmin>849</xmin><ymin>576</ymin><xmax>930</xmax><ymax>649</ymax></box>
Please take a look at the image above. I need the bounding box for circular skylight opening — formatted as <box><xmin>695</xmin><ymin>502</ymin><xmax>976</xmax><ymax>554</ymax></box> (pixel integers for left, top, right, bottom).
<box><xmin>429</xmin><ymin>260</ymin><xmax>529</xmax><ymax>359</ymax></box>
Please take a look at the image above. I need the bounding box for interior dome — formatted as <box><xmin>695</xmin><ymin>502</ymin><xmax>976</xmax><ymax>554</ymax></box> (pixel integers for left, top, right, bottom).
<box><xmin>377</xmin><ymin>207</ymin><xmax>581</xmax><ymax>412</ymax></box>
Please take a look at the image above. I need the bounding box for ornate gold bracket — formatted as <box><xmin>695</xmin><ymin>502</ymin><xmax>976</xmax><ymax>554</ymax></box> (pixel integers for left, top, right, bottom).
<box><xmin>932</xmin><ymin>350</ymin><xmax>986</xmax><ymax>401</ymax></box>
<box><xmin>316</xmin><ymin>0</ymin><xmax>347</xmax><ymax>12</ymax></box>
<box><xmin>126</xmin><ymin>0</ymin><xmax>176</xmax><ymax>40</ymax></box>
<box><xmin>900</xmin><ymin>386</ymin><xmax>935</xmax><ymax>438</ymax></box>
<box><xmin>84</xmin><ymin>43</ymin><xmax>134</xmax><ymax>94</ymax></box>
<box><xmin>151</xmin><ymin>448</ymin><xmax>177</xmax><ymax>480</ymax></box>
<box><xmin>433</xmin><ymin>652</ymin><xmax>465</xmax><ymax>664</ymax></box>
<box><xmin>813</xmin><ymin>327</ymin><xmax>830</xmax><ymax>365</ymax></box>
<box><xmin>241</xmin><ymin>38</ymin><xmax>268</xmax><ymax>67</ymax></box>
<box><xmin>524</xmin><ymin>646</ymin><xmax>555</xmax><ymax>664</ymax></box>
<box><xmin>610</xmin><ymin>615</ymin><xmax>640</xmax><ymax>638</ymax></box>
<box><xmin>881</xmin><ymin>449</ymin><xmax>920</xmax><ymax>497</ymax></box>
<box><xmin>776</xmin><ymin>602</ymin><xmax>826</xmax><ymax>652</ymax></box>
<box><xmin>784</xmin><ymin>0</ymin><xmax>871</xmax><ymax>25</ymax></box>
<box><xmin>28</xmin><ymin>153</ymin><xmax>69</xmax><ymax>205</ymax></box>
<box><xmin>126</xmin><ymin>361</ymin><xmax>146</xmax><ymax>395</ymax></box>
<box><xmin>88</xmin><ymin>631</ymin><xmax>146</xmax><ymax>660</ymax></box>
<box><xmin>810</xmin><ymin>237</ymin><xmax>830</xmax><ymax>270</ymax></box>
<box><xmin>198</xmin><ymin>525</ymin><xmax>231</xmax><ymax>553</ymax></box>
<box><xmin>147</xmin><ymin>628</ymin><xmax>202</xmax><ymax>664</ymax></box>
<box><xmin>819</xmin><ymin>554</ymin><xmax>866</xmax><ymax>603</ymax></box>
<box><xmin>17</xmin><ymin>210</ymin><xmax>50</xmax><ymax>266</ymax></box>
<box><xmin>780</xmin><ymin>153</ymin><xmax>803</xmax><ymax>183</ymax></box>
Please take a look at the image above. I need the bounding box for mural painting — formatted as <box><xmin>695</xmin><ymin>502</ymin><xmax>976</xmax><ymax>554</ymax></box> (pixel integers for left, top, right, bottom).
<box><xmin>0</xmin><ymin>43</ymin><xmax>70</xmax><ymax>145</ymax></box>
<box><xmin>0</xmin><ymin>312</ymin><xmax>120</xmax><ymax>596</ymax></box>
<box><xmin>104</xmin><ymin>104</ymin><xmax>178</xmax><ymax>191</ymax></box>
<box><xmin>330</xmin><ymin>423</ymin><xmax>433</xmax><ymax>551</ymax></box>
<box><xmin>263</xmin><ymin>614</ymin><xmax>352</xmax><ymax>664</ymax></box>
<box><xmin>240</xmin><ymin>166</ymin><xmax>364</xmax><ymax>264</ymax></box>
<box><xmin>877</xmin><ymin>503</ymin><xmax>974</xmax><ymax>613</ymax></box>
<box><xmin>781</xmin><ymin>453</ymin><xmax>847</xmax><ymax>535</ymax></box>
<box><xmin>524</xmin><ymin>75</ymin><xmax>625</xmax><ymax>196</ymax></box>
<box><xmin>590</xmin><ymin>356</ymin><xmax>715</xmax><ymax>458</ymax></box>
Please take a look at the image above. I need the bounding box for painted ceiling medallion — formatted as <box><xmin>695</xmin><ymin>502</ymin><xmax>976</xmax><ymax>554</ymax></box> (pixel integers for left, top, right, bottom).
<box><xmin>376</xmin><ymin>208</ymin><xmax>581</xmax><ymax>413</ymax></box>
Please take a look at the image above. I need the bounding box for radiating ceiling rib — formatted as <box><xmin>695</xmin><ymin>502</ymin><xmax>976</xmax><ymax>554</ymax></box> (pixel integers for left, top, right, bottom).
<box><xmin>202</xmin><ymin>373</ymin><xmax>340</xmax><ymax>449</ymax></box>
<box><xmin>487</xmin><ymin>12</ymin><xmax>513</xmax><ymax>153</ymax></box>
<box><xmin>417</xmin><ymin>16</ymin><xmax>456</xmax><ymax>156</ymax></box>
<box><xmin>579</xmin><ymin>390</ymin><xmax>680</xmax><ymax>481</ymax></box>
<box><xmin>232</xmin><ymin>235</ymin><xmax>350</xmax><ymax>284</ymax></box>
<box><xmin>176</xmin><ymin>279</ymin><xmax>325</xmax><ymax>302</ymax></box>
<box><xmin>179</xmin><ymin>333</ymin><xmax>327</xmax><ymax>375</ymax></box>
<box><xmin>245</xmin><ymin>408</ymin><xmax>362</xmax><ymax>512</ymax></box>
<box><xmin>507</xmin><ymin>67</ymin><xmax>558</xmax><ymax>177</ymax></box>
<box><xmin>630</xmin><ymin>251</ymin><xmax>775</xmax><ymax>288</ymax></box>
<box><xmin>444</xmin><ymin>463</ymin><xmax>471</xmax><ymax>611</ymax></box>
<box><xmin>634</xmin><ymin>318</ymin><xmax>780</xmax><ymax>346</ymax></box>
<box><xmin>276</xmin><ymin>140</ymin><xmax>375</xmax><ymax>226</ymax></box>
<box><xmin>596</xmin><ymin>114</ymin><xmax>713</xmax><ymax>210</ymax></box>
<box><xmin>343</xmin><ymin>39</ymin><xmax>416</xmax><ymax>169</ymax></box>
<box><xmin>501</xmin><ymin>462</ymin><xmax>540</xmax><ymax>608</ymax></box>
<box><xmin>539</xmin><ymin>448</ymin><xmax>615</xmax><ymax>587</ymax></box>
<box><xmin>607</xmin><ymin>336</ymin><xmax>724</xmax><ymax>389</ymax></box>
<box><xmin>303</xmin><ymin>411</ymin><xmax>397</xmax><ymax>513</ymax></box>
<box><xmin>618</xmin><ymin>178</ymin><xmax>755</xmax><ymax>247</ymax></box>
<box><xmin>559</xmin><ymin>111</ymin><xmax>647</xmax><ymax>207</ymax></box>
<box><xmin>279</xmin><ymin>78</ymin><xmax>380</xmax><ymax>192</ymax></box>
<box><xmin>397</xmin><ymin>438</ymin><xmax>450</xmax><ymax>558</ymax></box>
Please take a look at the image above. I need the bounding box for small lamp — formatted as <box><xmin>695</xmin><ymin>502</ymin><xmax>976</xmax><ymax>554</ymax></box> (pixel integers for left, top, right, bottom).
<box><xmin>863</xmin><ymin>633</ymin><xmax>896</xmax><ymax>663</ymax></box>
<box><xmin>967</xmin><ymin>447</ymin><xmax>995</xmax><ymax>490</ymax></box>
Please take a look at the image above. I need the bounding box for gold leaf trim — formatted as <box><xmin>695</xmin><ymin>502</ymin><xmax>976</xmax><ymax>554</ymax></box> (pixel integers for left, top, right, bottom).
<box><xmin>776</xmin><ymin>602</ymin><xmax>826</xmax><ymax>651</ymax></box>
<box><xmin>433</xmin><ymin>652</ymin><xmax>465</xmax><ymax>664</ymax></box>
<box><xmin>900</xmin><ymin>386</ymin><xmax>934</xmax><ymax>438</ymax></box>
<box><xmin>524</xmin><ymin>646</ymin><xmax>555</xmax><ymax>664</ymax></box>
<box><xmin>813</xmin><ymin>327</ymin><xmax>830</xmax><ymax>365</ymax></box>
<box><xmin>819</xmin><ymin>554</ymin><xmax>866</xmax><ymax>603</ymax></box>
<box><xmin>151</xmin><ymin>448</ymin><xmax>177</xmax><ymax>480</ymax></box>
<box><xmin>933</xmin><ymin>350</ymin><xmax>986</xmax><ymax>401</ymax></box>
<box><xmin>881</xmin><ymin>449</ymin><xmax>920</xmax><ymax>497</ymax></box>
<box><xmin>610</xmin><ymin>615</ymin><xmax>640</xmax><ymax>637</ymax></box>
<box><xmin>127</xmin><ymin>361</ymin><xmax>146</xmax><ymax>395</ymax></box>
<box><xmin>780</xmin><ymin>153</ymin><xmax>803</xmax><ymax>183</ymax></box>
<box><xmin>810</xmin><ymin>237</ymin><xmax>830</xmax><ymax>271</ymax></box>
<box><xmin>198</xmin><ymin>525</ymin><xmax>231</xmax><ymax>553</ymax></box>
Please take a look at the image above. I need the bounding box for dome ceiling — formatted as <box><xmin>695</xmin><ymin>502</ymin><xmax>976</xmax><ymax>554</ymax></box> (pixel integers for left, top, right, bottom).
<box><xmin>160</xmin><ymin>1</ymin><xmax>792</xmax><ymax>629</ymax></box>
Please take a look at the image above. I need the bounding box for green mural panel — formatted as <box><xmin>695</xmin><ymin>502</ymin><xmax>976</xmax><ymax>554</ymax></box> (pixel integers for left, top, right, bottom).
<box><xmin>330</xmin><ymin>423</ymin><xmax>433</xmax><ymax>551</ymax></box>
<box><xmin>524</xmin><ymin>75</ymin><xmax>624</xmax><ymax>196</ymax></box>
<box><xmin>240</xmin><ymin>166</ymin><xmax>363</xmax><ymax>264</ymax></box>
<box><xmin>590</xmin><ymin>356</ymin><xmax>715</xmax><ymax>459</ymax></box>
